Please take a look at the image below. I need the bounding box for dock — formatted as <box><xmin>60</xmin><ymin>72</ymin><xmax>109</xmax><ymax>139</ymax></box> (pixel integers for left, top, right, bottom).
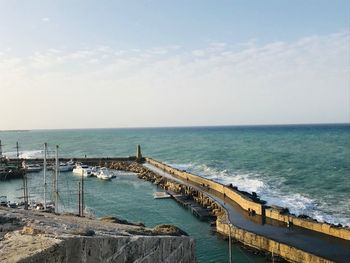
<box><xmin>166</xmin><ymin>190</ymin><xmax>214</xmax><ymax>221</ymax></box>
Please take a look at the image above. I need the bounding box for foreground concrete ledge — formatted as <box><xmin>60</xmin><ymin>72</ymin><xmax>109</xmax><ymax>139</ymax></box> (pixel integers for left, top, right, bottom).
<box><xmin>0</xmin><ymin>208</ymin><xmax>195</xmax><ymax>263</ymax></box>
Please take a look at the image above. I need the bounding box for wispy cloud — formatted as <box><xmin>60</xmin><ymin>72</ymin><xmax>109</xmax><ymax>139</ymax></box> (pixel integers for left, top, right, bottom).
<box><xmin>0</xmin><ymin>31</ymin><xmax>349</xmax><ymax>129</ymax></box>
<box><xmin>41</xmin><ymin>17</ymin><xmax>50</xmax><ymax>22</ymax></box>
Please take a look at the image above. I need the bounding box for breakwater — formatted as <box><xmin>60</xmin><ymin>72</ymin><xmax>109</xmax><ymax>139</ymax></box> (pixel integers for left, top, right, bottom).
<box><xmin>104</xmin><ymin>158</ymin><xmax>349</xmax><ymax>263</ymax></box>
<box><xmin>144</xmin><ymin>158</ymin><xmax>350</xmax><ymax>241</ymax></box>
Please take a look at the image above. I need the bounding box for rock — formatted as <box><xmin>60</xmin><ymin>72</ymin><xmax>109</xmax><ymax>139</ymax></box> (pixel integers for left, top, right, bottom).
<box><xmin>99</xmin><ymin>216</ymin><xmax>143</xmax><ymax>227</ymax></box>
<box><xmin>21</xmin><ymin>226</ymin><xmax>42</xmax><ymax>235</ymax></box>
<box><xmin>152</xmin><ymin>224</ymin><xmax>188</xmax><ymax>236</ymax></box>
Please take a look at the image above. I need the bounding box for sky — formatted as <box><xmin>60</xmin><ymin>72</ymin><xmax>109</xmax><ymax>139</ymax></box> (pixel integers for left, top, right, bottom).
<box><xmin>0</xmin><ymin>0</ymin><xmax>349</xmax><ymax>129</ymax></box>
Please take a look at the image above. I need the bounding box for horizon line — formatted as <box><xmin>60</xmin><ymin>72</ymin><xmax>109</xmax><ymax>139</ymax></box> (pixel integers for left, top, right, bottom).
<box><xmin>1</xmin><ymin>122</ymin><xmax>349</xmax><ymax>132</ymax></box>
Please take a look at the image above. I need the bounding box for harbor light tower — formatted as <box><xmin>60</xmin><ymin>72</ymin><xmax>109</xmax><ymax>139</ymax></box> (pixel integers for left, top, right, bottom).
<box><xmin>136</xmin><ymin>144</ymin><xmax>142</xmax><ymax>162</ymax></box>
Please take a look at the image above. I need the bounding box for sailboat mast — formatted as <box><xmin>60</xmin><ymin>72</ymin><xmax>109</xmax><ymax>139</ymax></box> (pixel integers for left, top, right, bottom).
<box><xmin>0</xmin><ymin>140</ymin><xmax>3</xmax><ymax>158</ymax></box>
<box><xmin>43</xmin><ymin>143</ymin><xmax>47</xmax><ymax>210</ymax></box>
<box><xmin>81</xmin><ymin>168</ymin><xmax>84</xmax><ymax>217</ymax></box>
<box><xmin>54</xmin><ymin>145</ymin><xmax>59</xmax><ymax>213</ymax></box>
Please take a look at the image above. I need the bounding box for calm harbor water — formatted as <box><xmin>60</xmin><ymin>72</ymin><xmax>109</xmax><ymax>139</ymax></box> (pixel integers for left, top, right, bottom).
<box><xmin>0</xmin><ymin>170</ymin><xmax>267</xmax><ymax>262</ymax></box>
<box><xmin>1</xmin><ymin>124</ymin><xmax>349</xmax><ymax>262</ymax></box>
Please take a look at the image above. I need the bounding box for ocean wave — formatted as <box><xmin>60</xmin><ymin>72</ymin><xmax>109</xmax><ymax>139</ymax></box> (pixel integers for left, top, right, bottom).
<box><xmin>3</xmin><ymin>150</ymin><xmax>44</xmax><ymax>159</ymax></box>
<box><xmin>168</xmin><ymin>162</ymin><xmax>350</xmax><ymax>227</ymax></box>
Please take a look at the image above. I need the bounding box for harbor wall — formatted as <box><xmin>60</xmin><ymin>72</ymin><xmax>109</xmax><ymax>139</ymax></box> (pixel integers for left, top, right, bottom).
<box><xmin>145</xmin><ymin>158</ymin><xmax>350</xmax><ymax>241</ymax></box>
<box><xmin>265</xmin><ymin>207</ymin><xmax>350</xmax><ymax>241</ymax></box>
<box><xmin>216</xmin><ymin>213</ymin><xmax>334</xmax><ymax>263</ymax></box>
<box><xmin>145</xmin><ymin>158</ymin><xmax>263</xmax><ymax>215</ymax></box>
<box><xmin>155</xmin><ymin>175</ymin><xmax>334</xmax><ymax>263</ymax></box>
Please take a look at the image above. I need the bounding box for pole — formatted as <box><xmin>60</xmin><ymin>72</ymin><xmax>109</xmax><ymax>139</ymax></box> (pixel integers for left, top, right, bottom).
<box><xmin>228</xmin><ymin>223</ymin><xmax>232</xmax><ymax>263</ymax></box>
<box><xmin>81</xmin><ymin>169</ymin><xmax>84</xmax><ymax>217</ymax></box>
<box><xmin>54</xmin><ymin>145</ymin><xmax>59</xmax><ymax>213</ymax></box>
<box><xmin>78</xmin><ymin>182</ymin><xmax>81</xmax><ymax>216</ymax></box>
<box><xmin>16</xmin><ymin>141</ymin><xmax>20</xmax><ymax>168</ymax></box>
<box><xmin>0</xmin><ymin>139</ymin><xmax>2</xmax><ymax>157</ymax></box>
<box><xmin>16</xmin><ymin>141</ymin><xmax>19</xmax><ymax>158</ymax></box>
<box><xmin>43</xmin><ymin>143</ymin><xmax>47</xmax><ymax>210</ymax></box>
<box><xmin>23</xmin><ymin>170</ymin><xmax>28</xmax><ymax>210</ymax></box>
<box><xmin>25</xmin><ymin>173</ymin><xmax>29</xmax><ymax>208</ymax></box>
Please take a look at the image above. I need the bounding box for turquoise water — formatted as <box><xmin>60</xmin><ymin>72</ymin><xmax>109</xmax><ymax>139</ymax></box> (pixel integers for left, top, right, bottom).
<box><xmin>0</xmin><ymin>170</ymin><xmax>267</xmax><ymax>263</ymax></box>
<box><xmin>1</xmin><ymin>124</ymin><xmax>350</xmax><ymax>261</ymax></box>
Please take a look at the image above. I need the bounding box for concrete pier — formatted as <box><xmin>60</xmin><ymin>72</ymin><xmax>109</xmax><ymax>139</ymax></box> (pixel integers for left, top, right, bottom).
<box><xmin>142</xmin><ymin>159</ymin><xmax>350</xmax><ymax>263</ymax></box>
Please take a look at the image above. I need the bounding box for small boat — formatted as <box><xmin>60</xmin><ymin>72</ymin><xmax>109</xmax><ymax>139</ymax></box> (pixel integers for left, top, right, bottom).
<box><xmin>91</xmin><ymin>166</ymin><xmax>101</xmax><ymax>176</ymax></box>
<box><xmin>72</xmin><ymin>163</ymin><xmax>92</xmax><ymax>177</ymax></box>
<box><xmin>67</xmin><ymin>159</ymin><xmax>75</xmax><ymax>166</ymax></box>
<box><xmin>153</xmin><ymin>192</ymin><xmax>171</xmax><ymax>199</ymax></box>
<box><xmin>96</xmin><ymin>167</ymin><xmax>113</xmax><ymax>180</ymax></box>
<box><xmin>54</xmin><ymin>162</ymin><xmax>74</xmax><ymax>172</ymax></box>
<box><xmin>22</xmin><ymin>161</ymin><xmax>42</xmax><ymax>172</ymax></box>
<box><xmin>0</xmin><ymin>196</ymin><xmax>7</xmax><ymax>207</ymax></box>
<box><xmin>7</xmin><ymin>202</ymin><xmax>17</xmax><ymax>208</ymax></box>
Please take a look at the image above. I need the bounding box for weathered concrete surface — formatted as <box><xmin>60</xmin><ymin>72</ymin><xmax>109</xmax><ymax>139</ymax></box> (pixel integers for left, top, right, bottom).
<box><xmin>0</xmin><ymin>208</ymin><xmax>195</xmax><ymax>263</ymax></box>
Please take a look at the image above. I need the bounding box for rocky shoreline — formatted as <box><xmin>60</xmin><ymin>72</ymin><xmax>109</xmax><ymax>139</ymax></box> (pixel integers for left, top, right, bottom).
<box><xmin>0</xmin><ymin>207</ymin><xmax>195</xmax><ymax>263</ymax></box>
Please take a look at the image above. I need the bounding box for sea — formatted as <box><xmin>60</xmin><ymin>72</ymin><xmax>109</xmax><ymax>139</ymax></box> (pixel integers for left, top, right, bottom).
<box><xmin>0</xmin><ymin>124</ymin><xmax>349</xmax><ymax>262</ymax></box>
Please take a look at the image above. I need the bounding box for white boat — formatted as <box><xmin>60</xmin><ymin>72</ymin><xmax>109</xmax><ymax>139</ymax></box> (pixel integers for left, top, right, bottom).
<box><xmin>73</xmin><ymin>163</ymin><xmax>92</xmax><ymax>177</ymax></box>
<box><xmin>55</xmin><ymin>162</ymin><xmax>74</xmax><ymax>172</ymax></box>
<box><xmin>153</xmin><ymin>192</ymin><xmax>171</xmax><ymax>199</ymax></box>
<box><xmin>67</xmin><ymin>159</ymin><xmax>75</xmax><ymax>166</ymax></box>
<box><xmin>91</xmin><ymin>166</ymin><xmax>101</xmax><ymax>176</ymax></box>
<box><xmin>22</xmin><ymin>161</ymin><xmax>42</xmax><ymax>172</ymax></box>
<box><xmin>96</xmin><ymin>167</ymin><xmax>113</xmax><ymax>180</ymax></box>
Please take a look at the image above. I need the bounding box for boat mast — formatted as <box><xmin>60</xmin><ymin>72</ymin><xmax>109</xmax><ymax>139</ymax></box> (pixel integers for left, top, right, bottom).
<box><xmin>43</xmin><ymin>143</ymin><xmax>47</xmax><ymax>210</ymax></box>
<box><xmin>0</xmin><ymin>140</ymin><xmax>3</xmax><ymax>158</ymax></box>
<box><xmin>81</xmin><ymin>167</ymin><xmax>84</xmax><ymax>217</ymax></box>
<box><xmin>16</xmin><ymin>141</ymin><xmax>19</xmax><ymax>158</ymax></box>
<box><xmin>54</xmin><ymin>145</ymin><xmax>59</xmax><ymax>213</ymax></box>
<box><xmin>22</xmin><ymin>170</ymin><xmax>28</xmax><ymax>210</ymax></box>
<box><xmin>16</xmin><ymin>141</ymin><xmax>20</xmax><ymax>168</ymax></box>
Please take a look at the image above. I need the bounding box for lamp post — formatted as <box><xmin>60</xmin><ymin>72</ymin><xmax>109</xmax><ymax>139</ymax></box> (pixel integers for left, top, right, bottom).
<box><xmin>228</xmin><ymin>222</ymin><xmax>232</xmax><ymax>263</ymax></box>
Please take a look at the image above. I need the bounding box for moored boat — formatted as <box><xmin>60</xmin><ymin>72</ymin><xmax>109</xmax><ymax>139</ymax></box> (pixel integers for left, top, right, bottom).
<box><xmin>96</xmin><ymin>167</ymin><xmax>113</xmax><ymax>180</ymax></box>
<box><xmin>55</xmin><ymin>162</ymin><xmax>74</xmax><ymax>172</ymax></box>
<box><xmin>22</xmin><ymin>161</ymin><xmax>42</xmax><ymax>172</ymax></box>
<box><xmin>153</xmin><ymin>192</ymin><xmax>171</xmax><ymax>199</ymax></box>
<box><xmin>91</xmin><ymin>166</ymin><xmax>101</xmax><ymax>176</ymax></box>
<box><xmin>72</xmin><ymin>163</ymin><xmax>92</xmax><ymax>177</ymax></box>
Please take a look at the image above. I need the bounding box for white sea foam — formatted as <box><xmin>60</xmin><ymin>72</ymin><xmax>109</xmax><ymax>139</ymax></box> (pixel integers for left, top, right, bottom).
<box><xmin>3</xmin><ymin>150</ymin><xmax>44</xmax><ymax>159</ymax></box>
<box><xmin>168</xmin><ymin>162</ymin><xmax>350</xmax><ymax>227</ymax></box>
